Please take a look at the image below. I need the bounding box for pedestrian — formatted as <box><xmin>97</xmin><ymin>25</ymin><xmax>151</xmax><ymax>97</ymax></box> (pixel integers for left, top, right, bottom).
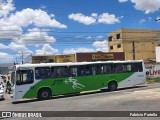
<box><xmin>6</xmin><ymin>81</ymin><xmax>11</xmax><ymax>94</ymax></box>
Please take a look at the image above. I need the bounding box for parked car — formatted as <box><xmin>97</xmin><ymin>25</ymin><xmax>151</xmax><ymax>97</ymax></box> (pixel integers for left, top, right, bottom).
<box><xmin>0</xmin><ymin>82</ymin><xmax>4</xmax><ymax>100</ymax></box>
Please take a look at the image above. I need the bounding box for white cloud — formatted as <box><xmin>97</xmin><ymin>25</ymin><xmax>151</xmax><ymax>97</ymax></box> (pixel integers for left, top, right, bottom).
<box><xmin>96</xmin><ymin>36</ymin><xmax>104</xmax><ymax>39</ymax></box>
<box><xmin>156</xmin><ymin>16</ymin><xmax>160</xmax><ymax>22</ymax></box>
<box><xmin>68</xmin><ymin>13</ymin><xmax>96</xmax><ymax>25</ymax></box>
<box><xmin>68</xmin><ymin>13</ymin><xmax>122</xmax><ymax>25</ymax></box>
<box><xmin>0</xmin><ymin>43</ymin><xmax>8</xmax><ymax>49</ymax></box>
<box><xmin>118</xmin><ymin>0</ymin><xmax>128</xmax><ymax>3</ymax></box>
<box><xmin>40</xmin><ymin>5</ymin><xmax>47</xmax><ymax>9</ymax></box>
<box><xmin>63</xmin><ymin>48</ymin><xmax>95</xmax><ymax>54</ymax></box>
<box><xmin>92</xmin><ymin>40</ymin><xmax>108</xmax><ymax>52</ymax></box>
<box><xmin>148</xmin><ymin>17</ymin><xmax>152</xmax><ymax>21</ymax></box>
<box><xmin>91</xmin><ymin>13</ymin><xmax>98</xmax><ymax>18</ymax></box>
<box><xmin>0</xmin><ymin>42</ymin><xmax>29</xmax><ymax>52</ymax></box>
<box><xmin>0</xmin><ymin>19</ymin><xmax>22</xmax><ymax>39</ymax></box>
<box><xmin>0</xmin><ymin>52</ymin><xmax>14</xmax><ymax>63</ymax></box>
<box><xmin>131</xmin><ymin>0</ymin><xmax>160</xmax><ymax>14</ymax></box>
<box><xmin>0</xmin><ymin>7</ymin><xmax>66</xmax><ymax>44</ymax></box>
<box><xmin>8</xmin><ymin>42</ymin><xmax>28</xmax><ymax>52</ymax></box>
<box><xmin>98</xmin><ymin>13</ymin><xmax>122</xmax><ymax>24</ymax></box>
<box><xmin>0</xmin><ymin>0</ymin><xmax>15</xmax><ymax>17</ymax></box>
<box><xmin>139</xmin><ymin>19</ymin><xmax>146</xmax><ymax>23</ymax></box>
<box><xmin>8</xmin><ymin>42</ymin><xmax>33</xmax><ymax>57</ymax></box>
<box><xmin>15</xmin><ymin>28</ymin><xmax>56</xmax><ymax>45</ymax></box>
<box><xmin>0</xmin><ymin>42</ymin><xmax>32</xmax><ymax>58</ymax></box>
<box><xmin>85</xmin><ymin>35</ymin><xmax>104</xmax><ymax>40</ymax></box>
<box><xmin>85</xmin><ymin>36</ymin><xmax>92</xmax><ymax>40</ymax></box>
<box><xmin>8</xmin><ymin>42</ymin><xmax>33</xmax><ymax>59</ymax></box>
<box><xmin>8</xmin><ymin>8</ymin><xmax>67</xmax><ymax>28</ymax></box>
<box><xmin>36</xmin><ymin>44</ymin><xmax>59</xmax><ymax>55</ymax></box>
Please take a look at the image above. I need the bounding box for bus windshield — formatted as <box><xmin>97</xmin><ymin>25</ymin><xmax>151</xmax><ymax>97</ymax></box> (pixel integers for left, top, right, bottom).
<box><xmin>16</xmin><ymin>70</ymin><xmax>34</xmax><ymax>85</ymax></box>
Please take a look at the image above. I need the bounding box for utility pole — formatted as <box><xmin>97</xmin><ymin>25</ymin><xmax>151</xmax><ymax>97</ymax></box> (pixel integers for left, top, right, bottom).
<box><xmin>22</xmin><ymin>51</ymin><xmax>24</xmax><ymax>64</ymax></box>
<box><xmin>132</xmin><ymin>41</ymin><xmax>135</xmax><ymax>60</ymax></box>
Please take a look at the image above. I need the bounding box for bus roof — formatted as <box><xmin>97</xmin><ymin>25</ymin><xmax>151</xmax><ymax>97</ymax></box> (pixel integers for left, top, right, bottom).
<box><xmin>15</xmin><ymin>60</ymin><xmax>143</xmax><ymax>69</ymax></box>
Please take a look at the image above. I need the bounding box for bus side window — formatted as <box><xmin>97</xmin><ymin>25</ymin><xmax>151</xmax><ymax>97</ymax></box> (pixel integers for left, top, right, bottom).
<box><xmin>103</xmin><ymin>64</ymin><xmax>112</xmax><ymax>74</ymax></box>
<box><xmin>96</xmin><ymin>65</ymin><xmax>103</xmax><ymax>75</ymax></box>
<box><xmin>51</xmin><ymin>67</ymin><xmax>57</xmax><ymax>78</ymax></box>
<box><xmin>51</xmin><ymin>67</ymin><xmax>68</xmax><ymax>78</ymax></box>
<box><xmin>131</xmin><ymin>62</ymin><xmax>143</xmax><ymax>72</ymax></box>
<box><xmin>137</xmin><ymin>62</ymin><xmax>143</xmax><ymax>72</ymax></box>
<box><xmin>115</xmin><ymin>64</ymin><xmax>123</xmax><ymax>73</ymax></box>
<box><xmin>91</xmin><ymin>66</ymin><xmax>96</xmax><ymax>75</ymax></box>
<box><xmin>79</xmin><ymin>65</ymin><xmax>91</xmax><ymax>76</ymax></box>
<box><xmin>91</xmin><ymin>65</ymin><xmax>104</xmax><ymax>75</ymax></box>
<box><xmin>131</xmin><ymin>63</ymin><xmax>137</xmax><ymax>72</ymax></box>
<box><xmin>35</xmin><ymin>67</ymin><xmax>50</xmax><ymax>79</ymax></box>
<box><xmin>69</xmin><ymin>67</ymin><xmax>77</xmax><ymax>77</ymax></box>
<box><xmin>110</xmin><ymin>64</ymin><xmax>117</xmax><ymax>74</ymax></box>
<box><xmin>125</xmin><ymin>64</ymin><xmax>132</xmax><ymax>72</ymax></box>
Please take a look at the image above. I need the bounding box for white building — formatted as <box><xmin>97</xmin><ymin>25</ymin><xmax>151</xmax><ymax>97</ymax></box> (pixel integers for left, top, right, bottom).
<box><xmin>156</xmin><ymin>47</ymin><xmax>160</xmax><ymax>63</ymax></box>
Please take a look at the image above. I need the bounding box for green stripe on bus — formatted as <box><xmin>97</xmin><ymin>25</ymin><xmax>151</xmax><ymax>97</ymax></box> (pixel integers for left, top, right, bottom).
<box><xmin>23</xmin><ymin>72</ymin><xmax>133</xmax><ymax>98</ymax></box>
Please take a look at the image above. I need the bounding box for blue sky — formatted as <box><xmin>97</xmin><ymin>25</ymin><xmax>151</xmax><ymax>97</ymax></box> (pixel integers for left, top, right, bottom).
<box><xmin>0</xmin><ymin>0</ymin><xmax>160</xmax><ymax>63</ymax></box>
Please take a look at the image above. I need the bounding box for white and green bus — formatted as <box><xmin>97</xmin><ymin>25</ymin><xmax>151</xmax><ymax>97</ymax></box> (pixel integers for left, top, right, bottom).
<box><xmin>11</xmin><ymin>60</ymin><xmax>146</xmax><ymax>101</ymax></box>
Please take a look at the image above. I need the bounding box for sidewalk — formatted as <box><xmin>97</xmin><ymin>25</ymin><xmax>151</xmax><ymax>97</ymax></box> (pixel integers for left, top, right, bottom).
<box><xmin>134</xmin><ymin>87</ymin><xmax>160</xmax><ymax>94</ymax></box>
<box><xmin>4</xmin><ymin>93</ymin><xmax>12</xmax><ymax>100</ymax></box>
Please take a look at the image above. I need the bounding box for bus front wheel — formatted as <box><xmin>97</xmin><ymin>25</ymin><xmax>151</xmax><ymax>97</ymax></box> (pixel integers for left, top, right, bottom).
<box><xmin>38</xmin><ymin>88</ymin><xmax>51</xmax><ymax>100</ymax></box>
<box><xmin>108</xmin><ymin>81</ymin><xmax>117</xmax><ymax>91</ymax></box>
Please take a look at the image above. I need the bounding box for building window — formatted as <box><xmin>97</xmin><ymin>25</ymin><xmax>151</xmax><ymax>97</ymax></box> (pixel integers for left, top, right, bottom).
<box><xmin>117</xmin><ymin>44</ymin><xmax>121</xmax><ymax>48</ymax></box>
<box><xmin>110</xmin><ymin>46</ymin><xmax>113</xmax><ymax>50</ymax></box>
<box><xmin>108</xmin><ymin>36</ymin><xmax>113</xmax><ymax>41</ymax></box>
<box><xmin>116</xmin><ymin>34</ymin><xmax>121</xmax><ymax>39</ymax></box>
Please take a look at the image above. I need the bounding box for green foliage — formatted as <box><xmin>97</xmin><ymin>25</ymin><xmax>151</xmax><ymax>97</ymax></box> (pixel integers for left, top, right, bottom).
<box><xmin>147</xmin><ymin>77</ymin><xmax>160</xmax><ymax>84</ymax></box>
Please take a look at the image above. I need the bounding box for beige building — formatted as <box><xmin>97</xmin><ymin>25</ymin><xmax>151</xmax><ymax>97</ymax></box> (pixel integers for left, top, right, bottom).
<box><xmin>108</xmin><ymin>28</ymin><xmax>160</xmax><ymax>61</ymax></box>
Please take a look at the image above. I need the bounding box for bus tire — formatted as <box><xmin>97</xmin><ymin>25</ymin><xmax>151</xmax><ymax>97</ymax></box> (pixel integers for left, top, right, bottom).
<box><xmin>38</xmin><ymin>88</ymin><xmax>52</xmax><ymax>100</ymax></box>
<box><xmin>108</xmin><ymin>81</ymin><xmax>117</xmax><ymax>91</ymax></box>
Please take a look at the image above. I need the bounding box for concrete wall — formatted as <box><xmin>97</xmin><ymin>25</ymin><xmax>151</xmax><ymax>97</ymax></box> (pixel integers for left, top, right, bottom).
<box><xmin>145</xmin><ymin>64</ymin><xmax>160</xmax><ymax>78</ymax></box>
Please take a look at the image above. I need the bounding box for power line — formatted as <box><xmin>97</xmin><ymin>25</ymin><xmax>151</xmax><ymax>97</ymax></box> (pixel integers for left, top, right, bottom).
<box><xmin>0</xmin><ymin>30</ymin><xmax>160</xmax><ymax>33</ymax></box>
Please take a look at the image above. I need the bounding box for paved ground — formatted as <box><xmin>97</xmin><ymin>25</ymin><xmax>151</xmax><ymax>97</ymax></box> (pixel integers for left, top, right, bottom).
<box><xmin>0</xmin><ymin>83</ymin><xmax>160</xmax><ymax>120</ymax></box>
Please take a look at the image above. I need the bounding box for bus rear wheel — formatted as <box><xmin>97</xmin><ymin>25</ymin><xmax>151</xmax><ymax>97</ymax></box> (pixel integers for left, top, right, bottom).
<box><xmin>108</xmin><ymin>82</ymin><xmax>117</xmax><ymax>91</ymax></box>
<box><xmin>38</xmin><ymin>88</ymin><xmax>51</xmax><ymax>100</ymax></box>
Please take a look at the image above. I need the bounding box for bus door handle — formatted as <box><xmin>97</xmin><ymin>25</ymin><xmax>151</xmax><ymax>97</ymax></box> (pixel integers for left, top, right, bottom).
<box><xmin>18</xmin><ymin>91</ymin><xmax>23</xmax><ymax>92</ymax></box>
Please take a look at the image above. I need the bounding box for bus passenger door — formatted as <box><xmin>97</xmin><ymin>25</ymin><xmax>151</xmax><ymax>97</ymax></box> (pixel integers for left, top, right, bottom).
<box><xmin>15</xmin><ymin>69</ymin><xmax>34</xmax><ymax>100</ymax></box>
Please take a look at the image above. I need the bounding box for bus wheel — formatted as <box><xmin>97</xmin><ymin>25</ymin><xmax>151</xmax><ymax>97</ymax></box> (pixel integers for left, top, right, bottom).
<box><xmin>108</xmin><ymin>81</ymin><xmax>117</xmax><ymax>91</ymax></box>
<box><xmin>38</xmin><ymin>88</ymin><xmax>51</xmax><ymax>100</ymax></box>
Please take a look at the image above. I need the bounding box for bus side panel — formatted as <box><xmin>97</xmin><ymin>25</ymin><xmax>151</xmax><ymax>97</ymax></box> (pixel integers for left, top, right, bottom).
<box><xmin>22</xmin><ymin>72</ymin><xmax>133</xmax><ymax>98</ymax></box>
<box><xmin>118</xmin><ymin>72</ymin><xmax>146</xmax><ymax>88</ymax></box>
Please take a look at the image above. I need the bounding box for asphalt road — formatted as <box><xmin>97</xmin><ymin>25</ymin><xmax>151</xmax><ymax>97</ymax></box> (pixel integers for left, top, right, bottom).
<box><xmin>0</xmin><ymin>83</ymin><xmax>160</xmax><ymax>120</ymax></box>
